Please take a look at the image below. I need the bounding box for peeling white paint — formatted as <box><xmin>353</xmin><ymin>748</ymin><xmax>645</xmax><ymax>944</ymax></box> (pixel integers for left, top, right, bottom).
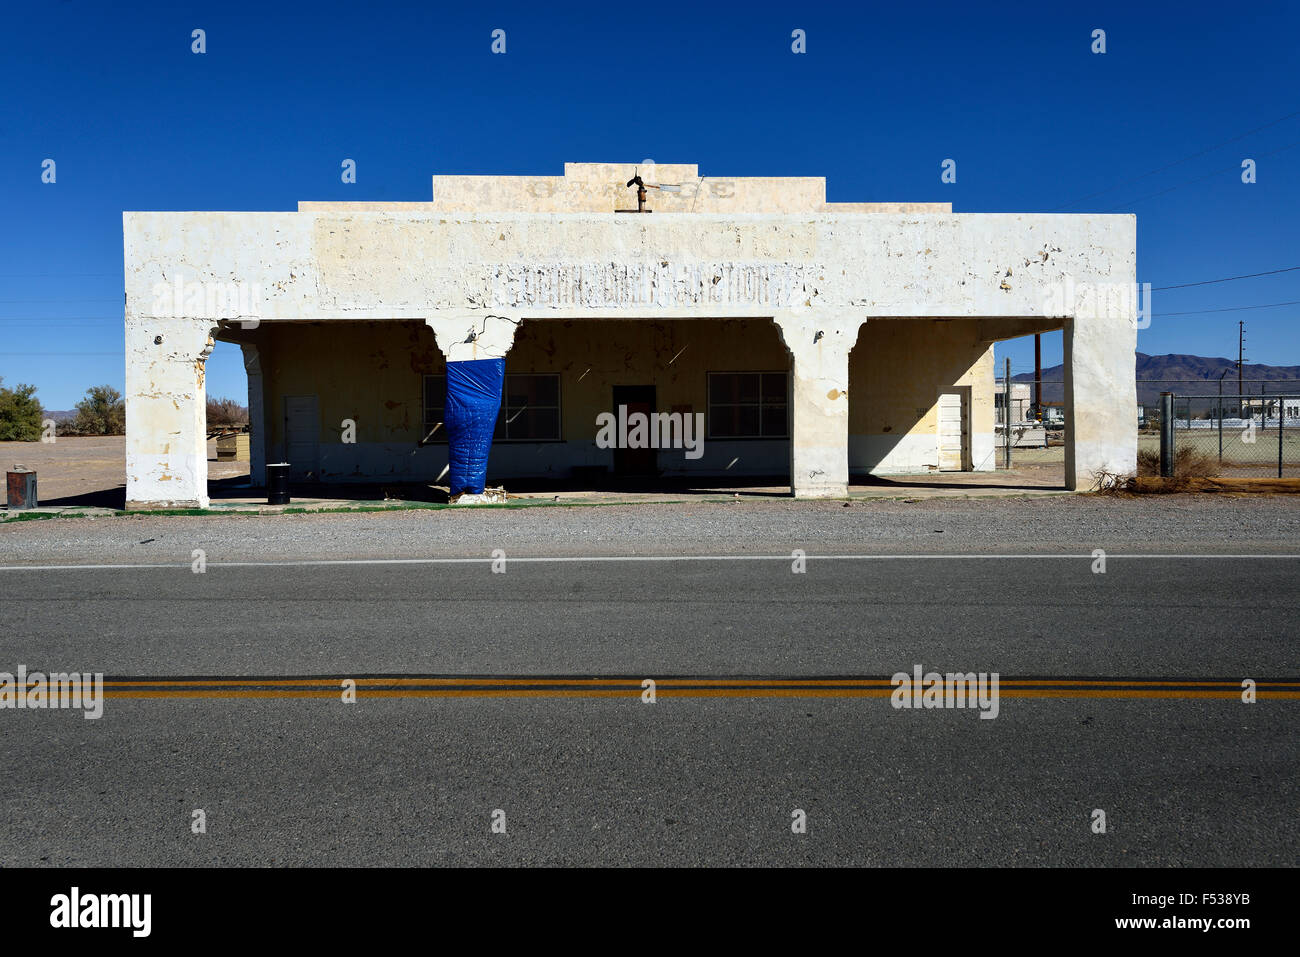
<box><xmin>123</xmin><ymin>163</ymin><xmax>1136</xmax><ymax>506</ymax></box>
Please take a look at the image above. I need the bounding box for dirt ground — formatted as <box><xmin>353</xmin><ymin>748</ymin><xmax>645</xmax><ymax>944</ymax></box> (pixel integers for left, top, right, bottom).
<box><xmin>1</xmin><ymin>435</ymin><xmax>1068</xmax><ymax>510</ymax></box>
<box><xmin>0</xmin><ymin>436</ymin><xmax>248</xmax><ymax>509</ymax></box>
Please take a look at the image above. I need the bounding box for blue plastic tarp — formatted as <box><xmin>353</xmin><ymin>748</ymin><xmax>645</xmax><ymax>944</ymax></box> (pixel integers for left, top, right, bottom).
<box><xmin>444</xmin><ymin>358</ymin><xmax>504</xmax><ymax>495</ymax></box>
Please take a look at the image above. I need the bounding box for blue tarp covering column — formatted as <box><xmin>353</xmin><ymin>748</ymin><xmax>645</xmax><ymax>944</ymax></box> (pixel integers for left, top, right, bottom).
<box><xmin>444</xmin><ymin>357</ymin><xmax>505</xmax><ymax>495</ymax></box>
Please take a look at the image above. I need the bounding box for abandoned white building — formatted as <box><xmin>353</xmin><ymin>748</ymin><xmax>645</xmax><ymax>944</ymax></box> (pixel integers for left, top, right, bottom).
<box><xmin>122</xmin><ymin>162</ymin><xmax>1137</xmax><ymax>507</ymax></box>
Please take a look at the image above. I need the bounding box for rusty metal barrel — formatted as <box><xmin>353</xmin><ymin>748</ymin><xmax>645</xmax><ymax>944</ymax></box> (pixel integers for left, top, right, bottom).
<box><xmin>6</xmin><ymin>466</ymin><xmax>37</xmax><ymax>511</ymax></box>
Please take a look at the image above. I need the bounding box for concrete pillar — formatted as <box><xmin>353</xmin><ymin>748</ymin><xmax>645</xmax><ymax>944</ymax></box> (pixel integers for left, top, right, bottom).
<box><xmin>774</xmin><ymin>314</ymin><xmax>856</xmax><ymax>498</ymax></box>
<box><xmin>424</xmin><ymin>314</ymin><xmax>522</xmax><ymax>495</ymax></box>
<box><xmin>125</xmin><ymin>317</ymin><xmax>217</xmax><ymax>508</ymax></box>
<box><xmin>241</xmin><ymin>343</ymin><xmax>266</xmax><ymax>487</ymax></box>
<box><xmin>1063</xmin><ymin>314</ymin><xmax>1138</xmax><ymax>489</ymax></box>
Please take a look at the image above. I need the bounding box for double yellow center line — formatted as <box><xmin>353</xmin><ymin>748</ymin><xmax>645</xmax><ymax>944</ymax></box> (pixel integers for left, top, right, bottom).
<box><xmin>84</xmin><ymin>677</ymin><xmax>1300</xmax><ymax>700</ymax></box>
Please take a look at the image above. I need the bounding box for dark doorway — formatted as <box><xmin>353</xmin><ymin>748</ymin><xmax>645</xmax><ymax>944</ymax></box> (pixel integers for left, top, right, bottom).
<box><xmin>612</xmin><ymin>385</ymin><xmax>657</xmax><ymax>477</ymax></box>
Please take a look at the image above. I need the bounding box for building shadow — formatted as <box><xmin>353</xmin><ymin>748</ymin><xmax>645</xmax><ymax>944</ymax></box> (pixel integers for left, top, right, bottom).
<box><xmin>503</xmin><ymin>474</ymin><xmax>790</xmax><ymax>498</ymax></box>
<box><xmin>850</xmin><ymin>472</ymin><xmax>1067</xmax><ymax>492</ymax></box>
<box><xmin>207</xmin><ymin>475</ymin><xmax>452</xmax><ymax>504</ymax></box>
<box><xmin>34</xmin><ymin>486</ymin><xmax>128</xmax><ymax>509</ymax></box>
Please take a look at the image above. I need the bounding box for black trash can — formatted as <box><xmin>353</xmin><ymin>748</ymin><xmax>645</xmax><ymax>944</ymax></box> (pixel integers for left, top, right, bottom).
<box><xmin>266</xmin><ymin>463</ymin><xmax>291</xmax><ymax>505</ymax></box>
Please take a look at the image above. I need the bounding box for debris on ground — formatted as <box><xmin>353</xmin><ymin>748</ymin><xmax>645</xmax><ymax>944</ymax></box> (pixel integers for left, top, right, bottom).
<box><xmin>449</xmin><ymin>485</ymin><xmax>508</xmax><ymax>505</ymax></box>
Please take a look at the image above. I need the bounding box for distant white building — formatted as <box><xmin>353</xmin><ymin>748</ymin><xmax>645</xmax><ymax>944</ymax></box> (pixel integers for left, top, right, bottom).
<box><xmin>994</xmin><ymin>381</ymin><xmax>1033</xmax><ymax>426</ymax></box>
<box><xmin>994</xmin><ymin>381</ymin><xmax>1047</xmax><ymax>448</ymax></box>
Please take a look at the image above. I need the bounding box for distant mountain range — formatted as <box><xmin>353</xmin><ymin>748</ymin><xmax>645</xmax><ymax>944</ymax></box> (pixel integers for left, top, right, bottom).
<box><xmin>1013</xmin><ymin>353</ymin><xmax>1300</xmax><ymax>406</ymax></box>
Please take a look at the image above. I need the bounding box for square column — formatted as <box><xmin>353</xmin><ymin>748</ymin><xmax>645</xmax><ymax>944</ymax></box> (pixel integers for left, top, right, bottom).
<box><xmin>125</xmin><ymin>317</ymin><xmax>216</xmax><ymax>508</ymax></box>
<box><xmin>774</xmin><ymin>314</ymin><xmax>857</xmax><ymax>498</ymax></box>
<box><xmin>1063</xmin><ymin>313</ymin><xmax>1138</xmax><ymax>489</ymax></box>
<box><xmin>241</xmin><ymin>343</ymin><xmax>267</xmax><ymax>488</ymax></box>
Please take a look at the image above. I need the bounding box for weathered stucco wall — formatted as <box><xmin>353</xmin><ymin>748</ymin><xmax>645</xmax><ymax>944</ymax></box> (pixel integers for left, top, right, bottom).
<box><xmin>123</xmin><ymin>164</ymin><xmax>1135</xmax><ymax>505</ymax></box>
<box><xmin>849</xmin><ymin>320</ymin><xmax>996</xmax><ymax>473</ymax></box>
<box><xmin>124</xmin><ymin>316</ymin><xmax>216</xmax><ymax>508</ymax></box>
<box><xmin>301</xmin><ymin>162</ymin><xmax>951</xmax><ymax>216</ymax></box>
<box><xmin>254</xmin><ymin>318</ymin><xmax>792</xmax><ymax>481</ymax></box>
<box><xmin>243</xmin><ymin>314</ymin><xmax>1016</xmax><ymax>483</ymax></box>
<box><xmin>124</xmin><ymin>211</ymin><xmax>1134</xmax><ymax>322</ymax></box>
<box><xmin>258</xmin><ymin>320</ymin><xmax>442</xmax><ymax>480</ymax></box>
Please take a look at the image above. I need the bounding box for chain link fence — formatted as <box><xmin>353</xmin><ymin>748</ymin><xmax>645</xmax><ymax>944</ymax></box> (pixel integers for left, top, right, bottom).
<box><xmin>1154</xmin><ymin>393</ymin><xmax>1300</xmax><ymax>478</ymax></box>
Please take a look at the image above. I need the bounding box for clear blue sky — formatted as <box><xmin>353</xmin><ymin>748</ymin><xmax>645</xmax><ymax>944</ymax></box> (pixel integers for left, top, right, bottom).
<box><xmin>2</xmin><ymin>0</ymin><xmax>1297</xmax><ymax>409</ymax></box>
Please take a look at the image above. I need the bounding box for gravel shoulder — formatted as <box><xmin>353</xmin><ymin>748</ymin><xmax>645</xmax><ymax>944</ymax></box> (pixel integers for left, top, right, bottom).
<box><xmin>1</xmin><ymin>495</ymin><xmax>1298</xmax><ymax>564</ymax></box>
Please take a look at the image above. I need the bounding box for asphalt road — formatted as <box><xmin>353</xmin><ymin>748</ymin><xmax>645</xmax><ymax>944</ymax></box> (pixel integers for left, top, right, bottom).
<box><xmin>1</xmin><ymin>558</ymin><xmax>1297</xmax><ymax>675</ymax></box>
<box><xmin>1</xmin><ymin>551</ymin><xmax>1297</xmax><ymax>866</ymax></box>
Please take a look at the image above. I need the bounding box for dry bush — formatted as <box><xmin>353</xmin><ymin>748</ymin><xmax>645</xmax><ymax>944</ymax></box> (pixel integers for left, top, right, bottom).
<box><xmin>1173</xmin><ymin>446</ymin><xmax>1219</xmax><ymax>477</ymax></box>
<box><xmin>1136</xmin><ymin>446</ymin><xmax>1219</xmax><ymax>478</ymax></box>
<box><xmin>1098</xmin><ymin>445</ymin><xmax>1226</xmax><ymax>495</ymax></box>
<box><xmin>1130</xmin><ymin>476</ymin><xmax>1300</xmax><ymax>495</ymax></box>
<box><xmin>1136</xmin><ymin>448</ymin><xmax>1160</xmax><ymax>476</ymax></box>
<box><xmin>206</xmin><ymin>396</ymin><xmax>248</xmax><ymax>428</ymax></box>
<box><xmin>1091</xmin><ymin>469</ymin><xmax>1135</xmax><ymax>494</ymax></box>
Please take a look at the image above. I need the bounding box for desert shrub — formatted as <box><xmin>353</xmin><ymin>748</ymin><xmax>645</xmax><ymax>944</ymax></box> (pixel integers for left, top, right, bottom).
<box><xmin>0</xmin><ymin>378</ymin><xmax>43</xmax><ymax>441</ymax></box>
<box><xmin>69</xmin><ymin>385</ymin><xmax>126</xmax><ymax>435</ymax></box>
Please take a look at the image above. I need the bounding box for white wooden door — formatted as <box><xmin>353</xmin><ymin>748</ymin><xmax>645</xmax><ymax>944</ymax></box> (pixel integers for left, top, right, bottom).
<box><xmin>283</xmin><ymin>395</ymin><xmax>319</xmax><ymax>480</ymax></box>
<box><xmin>937</xmin><ymin>392</ymin><xmax>966</xmax><ymax>471</ymax></box>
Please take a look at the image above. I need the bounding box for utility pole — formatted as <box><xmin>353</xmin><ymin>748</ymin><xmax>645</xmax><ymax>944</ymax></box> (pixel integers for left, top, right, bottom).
<box><xmin>1033</xmin><ymin>333</ymin><xmax>1042</xmax><ymax>421</ymax></box>
<box><xmin>1238</xmin><ymin>321</ymin><xmax>1245</xmax><ymax>397</ymax></box>
<box><xmin>1003</xmin><ymin>357</ymin><xmax>1012</xmax><ymax>469</ymax></box>
<box><xmin>1217</xmin><ymin>369</ymin><xmax>1227</xmax><ymax>463</ymax></box>
<box><xmin>1280</xmin><ymin>386</ymin><xmax>1285</xmax><ymax>479</ymax></box>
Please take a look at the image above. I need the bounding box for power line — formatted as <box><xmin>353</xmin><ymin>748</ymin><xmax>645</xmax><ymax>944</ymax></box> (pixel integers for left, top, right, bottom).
<box><xmin>974</xmin><ymin>304</ymin><xmax>1295</xmax><ymax>333</ymax></box>
<box><xmin>1049</xmin><ymin>109</ymin><xmax>1300</xmax><ymax>211</ymax></box>
<box><xmin>1100</xmin><ymin>141</ymin><xmax>1300</xmax><ymax>212</ymax></box>
<box><xmin>1152</xmin><ymin>266</ymin><xmax>1300</xmax><ymax>291</ymax></box>
<box><xmin>1155</xmin><ymin>300</ymin><xmax>1300</xmax><ymax>318</ymax></box>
